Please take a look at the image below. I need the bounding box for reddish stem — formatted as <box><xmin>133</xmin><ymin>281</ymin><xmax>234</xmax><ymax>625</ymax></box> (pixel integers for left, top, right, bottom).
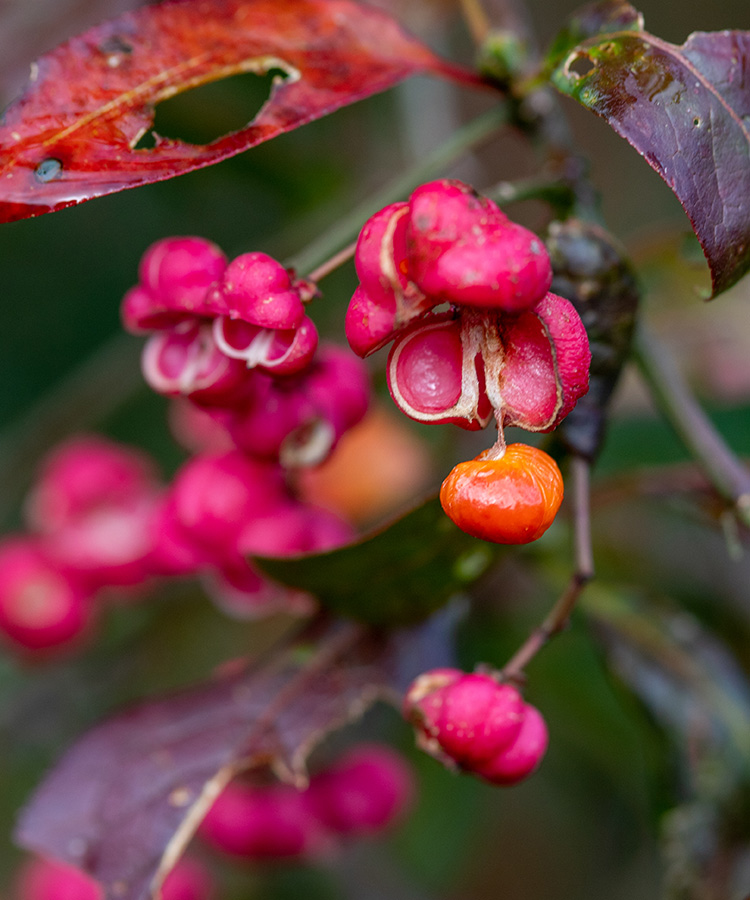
<box><xmin>305</xmin><ymin>240</ymin><xmax>357</xmax><ymax>285</ymax></box>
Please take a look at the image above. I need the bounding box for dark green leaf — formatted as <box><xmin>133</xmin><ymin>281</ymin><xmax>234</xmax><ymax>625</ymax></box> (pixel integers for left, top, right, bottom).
<box><xmin>254</xmin><ymin>497</ymin><xmax>501</xmax><ymax>625</ymax></box>
<box><xmin>548</xmin><ymin>2</ymin><xmax>750</xmax><ymax>296</ymax></box>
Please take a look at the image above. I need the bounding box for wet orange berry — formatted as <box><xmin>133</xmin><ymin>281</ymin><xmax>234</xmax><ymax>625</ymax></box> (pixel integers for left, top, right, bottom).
<box><xmin>439</xmin><ymin>443</ymin><xmax>563</xmax><ymax>544</ymax></box>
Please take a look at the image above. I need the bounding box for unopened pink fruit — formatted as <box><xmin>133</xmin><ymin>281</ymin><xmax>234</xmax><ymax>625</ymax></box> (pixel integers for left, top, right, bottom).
<box><xmin>473</xmin><ymin>703</ymin><xmax>549</xmax><ymax>785</ymax></box>
<box><xmin>0</xmin><ymin>538</ymin><xmax>91</xmax><ymax>651</ymax></box>
<box><xmin>305</xmin><ymin>744</ymin><xmax>415</xmax><ymax>835</ymax></box>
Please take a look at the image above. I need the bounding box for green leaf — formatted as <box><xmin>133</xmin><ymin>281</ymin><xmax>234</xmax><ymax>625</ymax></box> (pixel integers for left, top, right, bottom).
<box><xmin>547</xmin><ymin>1</ymin><xmax>750</xmax><ymax>296</ymax></box>
<box><xmin>254</xmin><ymin>497</ymin><xmax>501</xmax><ymax>625</ymax></box>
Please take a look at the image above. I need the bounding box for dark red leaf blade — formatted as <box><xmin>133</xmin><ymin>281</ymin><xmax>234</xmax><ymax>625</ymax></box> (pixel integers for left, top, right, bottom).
<box><xmin>0</xmin><ymin>0</ymin><xmax>477</xmax><ymax>222</ymax></box>
<box><xmin>549</xmin><ymin>4</ymin><xmax>750</xmax><ymax>297</ymax></box>
<box><xmin>15</xmin><ymin>617</ymin><xmax>451</xmax><ymax>900</ymax></box>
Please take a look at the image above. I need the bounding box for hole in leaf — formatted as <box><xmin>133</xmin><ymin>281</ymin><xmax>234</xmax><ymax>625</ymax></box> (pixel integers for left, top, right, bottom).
<box><xmin>134</xmin><ymin>68</ymin><xmax>288</xmax><ymax>149</ymax></box>
<box><xmin>693</xmin><ymin>116</ymin><xmax>701</xmax><ymax>127</ymax></box>
<box><xmin>568</xmin><ymin>54</ymin><xmax>596</xmax><ymax>79</ymax></box>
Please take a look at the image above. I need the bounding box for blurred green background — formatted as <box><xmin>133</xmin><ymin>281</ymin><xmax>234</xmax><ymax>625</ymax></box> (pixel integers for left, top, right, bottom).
<box><xmin>1</xmin><ymin>0</ymin><xmax>750</xmax><ymax>898</ymax></box>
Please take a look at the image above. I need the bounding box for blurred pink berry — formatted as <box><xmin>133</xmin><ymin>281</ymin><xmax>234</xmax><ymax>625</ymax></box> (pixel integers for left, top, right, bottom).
<box><xmin>224</xmin><ymin>343</ymin><xmax>369</xmax><ymax>466</ymax></box>
<box><xmin>26</xmin><ymin>436</ymin><xmax>157</xmax><ymax>534</ymax></box>
<box><xmin>167</xmin><ymin>400</ymin><xmax>235</xmax><ymax>455</ymax></box>
<box><xmin>0</xmin><ymin>538</ymin><xmax>91</xmax><ymax>652</ymax></box>
<box><xmin>238</xmin><ymin>501</ymin><xmax>354</xmax><ymax>558</ymax></box>
<box><xmin>161</xmin><ymin>857</ymin><xmax>215</xmax><ymax>900</ymax></box>
<box><xmin>198</xmin><ymin>780</ymin><xmax>327</xmax><ymax>860</ymax></box>
<box><xmin>43</xmin><ymin>497</ymin><xmax>158</xmax><ymax>589</ymax></box>
<box><xmin>204</xmin><ymin>556</ymin><xmax>314</xmax><ymax>620</ymax></box>
<box><xmin>305</xmin><ymin>744</ymin><xmax>415</xmax><ymax>835</ymax></box>
<box><xmin>167</xmin><ymin>451</ymin><xmax>286</xmax><ymax>555</ymax></box>
<box><xmin>404</xmin><ymin>669</ymin><xmax>547</xmax><ymax>786</ymax></box>
<box><xmin>303</xmin><ymin>344</ymin><xmax>370</xmax><ymax>445</ymax></box>
<box><xmin>473</xmin><ymin>704</ymin><xmax>549</xmax><ymax>785</ymax></box>
<box><xmin>405</xmin><ymin>671</ymin><xmax>524</xmax><ymax>767</ymax></box>
<box><xmin>147</xmin><ymin>496</ymin><xmax>214</xmax><ymax>577</ymax></box>
<box><xmin>15</xmin><ymin>856</ymin><xmax>101</xmax><ymax>900</ymax></box>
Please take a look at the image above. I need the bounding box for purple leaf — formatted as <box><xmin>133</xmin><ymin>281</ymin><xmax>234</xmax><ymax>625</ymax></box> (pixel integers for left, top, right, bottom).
<box><xmin>15</xmin><ymin>617</ymin><xmax>452</xmax><ymax>900</ymax></box>
<box><xmin>549</xmin><ymin>1</ymin><xmax>750</xmax><ymax>297</ymax></box>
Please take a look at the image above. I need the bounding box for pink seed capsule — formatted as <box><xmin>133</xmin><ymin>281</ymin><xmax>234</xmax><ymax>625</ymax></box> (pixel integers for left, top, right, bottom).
<box><xmin>492</xmin><ymin>292</ymin><xmax>591</xmax><ymax>432</ymax></box>
<box><xmin>198</xmin><ymin>780</ymin><xmax>328</xmax><ymax>860</ymax></box>
<box><xmin>138</xmin><ymin>236</ymin><xmax>227</xmax><ymax>315</ymax></box>
<box><xmin>304</xmin><ymin>344</ymin><xmax>370</xmax><ymax>440</ymax></box>
<box><xmin>386</xmin><ymin>314</ymin><xmax>493</xmax><ymax>430</ymax></box>
<box><xmin>161</xmin><ymin>856</ymin><xmax>215</xmax><ymax>900</ymax></box>
<box><xmin>26</xmin><ymin>435</ymin><xmax>158</xmax><ymax>534</ymax></box>
<box><xmin>405</xmin><ymin>671</ymin><xmax>525</xmax><ymax>767</ymax></box>
<box><xmin>406</xmin><ymin>179</ymin><xmax>509</xmax><ymax>261</ymax></box>
<box><xmin>305</xmin><ymin>744</ymin><xmax>415</xmax><ymax>835</ymax></box>
<box><xmin>345</xmin><ymin>203</ymin><xmax>432</xmax><ymax>358</ymax></box>
<box><xmin>212</xmin><ymin>314</ymin><xmax>318</xmax><ymax>376</ymax></box>
<box><xmin>473</xmin><ymin>703</ymin><xmax>549</xmax><ymax>785</ymax></box>
<box><xmin>205</xmin><ymin>251</ymin><xmax>305</xmax><ymax>328</ymax></box>
<box><xmin>0</xmin><ymin>538</ymin><xmax>91</xmax><ymax>651</ymax></box>
<box><xmin>413</xmin><ymin>219</ymin><xmax>553</xmax><ymax>314</ymax></box>
<box><xmin>120</xmin><ymin>284</ymin><xmax>190</xmax><ymax>333</ymax></box>
<box><xmin>168</xmin><ymin>451</ymin><xmax>287</xmax><ymax>554</ymax></box>
<box><xmin>141</xmin><ymin>320</ymin><xmax>251</xmax><ymax>406</ymax></box>
<box><xmin>43</xmin><ymin>497</ymin><xmax>158</xmax><ymax>590</ymax></box>
<box><xmin>224</xmin><ymin>372</ymin><xmax>316</xmax><ymax>460</ymax></box>
<box><xmin>15</xmin><ymin>855</ymin><xmax>101</xmax><ymax>900</ymax></box>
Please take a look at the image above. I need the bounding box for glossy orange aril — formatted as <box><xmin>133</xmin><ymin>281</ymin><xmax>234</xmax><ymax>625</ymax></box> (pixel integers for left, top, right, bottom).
<box><xmin>439</xmin><ymin>443</ymin><xmax>563</xmax><ymax>544</ymax></box>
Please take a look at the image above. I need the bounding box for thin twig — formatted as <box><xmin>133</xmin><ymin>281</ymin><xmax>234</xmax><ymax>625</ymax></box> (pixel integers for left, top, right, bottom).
<box><xmin>305</xmin><ymin>240</ymin><xmax>357</xmax><ymax>284</ymax></box>
<box><xmin>501</xmin><ymin>456</ymin><xmax>594</xmax><ymax>680</ymax></box>
<box><xmin>633</xmin><ymin>324</ymin><xmax>750</xmax><ymax>528</ymax></box>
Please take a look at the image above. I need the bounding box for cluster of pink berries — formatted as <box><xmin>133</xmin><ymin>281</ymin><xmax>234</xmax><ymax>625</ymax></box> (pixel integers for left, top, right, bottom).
<box><xmin>0</xmin><ymin>436</ymin><xmax>159</xmax><ymax>653</ymax></box>
<box><xmin>199</xmin><ymin>744</ymin><xmax>414</xmax><ymax>861</ymax></box>
<box><xmin>404</xmin><ymin>669</ymin><xmax>547</xmax><ymax>786</ymax></box>
<box><xmin>345</xmin><ymin>178</ymin><xmax>590</xmax><ymax>435</ymax></box>
<box><xmin>0</xmin><ymin>237</ymin><xmax>379</xmax><ymax>653</ymax></box>
<box><xmin>0</xmin><ymin>431</ymin><xmax>358</xmax><ymax>652</ymax></box>
<box><xmin>122</xmin><ymin>238</ymin><xmax>368</xmax><ymax>467</ymax></box>
<box><xmin>14</xmin><ymin>853</ymin><xmax>213</xmax><ymax>900</ymax></box>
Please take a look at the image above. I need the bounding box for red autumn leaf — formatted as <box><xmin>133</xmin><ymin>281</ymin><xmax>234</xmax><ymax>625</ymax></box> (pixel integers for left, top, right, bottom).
<box><xmin>0</xmin><ymin>0</ymin><xmax>479</xmax><ymax>223</ymax></box>
<box><xmin>15</xmin><ymin>616</ymin><xmax>453</xmax><ymax>900</ymax></box>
